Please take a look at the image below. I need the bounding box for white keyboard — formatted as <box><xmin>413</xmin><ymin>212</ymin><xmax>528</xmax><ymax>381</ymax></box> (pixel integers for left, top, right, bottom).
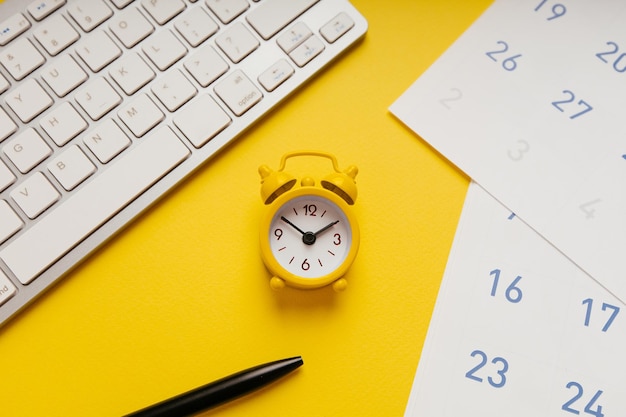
<box><xmin>0</xmin><ymin>0</ymin><xmax>367</xmax><ymax>326</ymax></box>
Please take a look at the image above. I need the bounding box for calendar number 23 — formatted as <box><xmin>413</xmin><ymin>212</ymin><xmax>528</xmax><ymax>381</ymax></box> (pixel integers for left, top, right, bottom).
<box><xmin>465</xmin><ymin>349</ymin><xmax>509</xmax><ymax>388</ymax></box>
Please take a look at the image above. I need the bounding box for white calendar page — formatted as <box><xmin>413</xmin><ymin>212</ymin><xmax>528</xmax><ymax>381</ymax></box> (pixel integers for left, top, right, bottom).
<box><xmin>405</xmin><ymin>182</ymin><xmax>626</xmax><ymax>417</ymax></box>
<box><xmin>390</xmin><ymin>0</ymin><xmax>626</xmax><ymax>302</ymax></box>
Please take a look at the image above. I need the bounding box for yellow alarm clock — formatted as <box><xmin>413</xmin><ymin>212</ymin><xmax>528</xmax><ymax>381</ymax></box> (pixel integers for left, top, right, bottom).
<box><xmin>258</xmin><ymin>151</ymin><xmax>359</xmax><ymax>292</ymax></box>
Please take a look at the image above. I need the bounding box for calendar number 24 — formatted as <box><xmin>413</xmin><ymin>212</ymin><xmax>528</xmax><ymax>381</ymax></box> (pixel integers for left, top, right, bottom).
<box><xmin>562</xmin><ymin>381</ymin><xmax>605</xmax><ymax>417</ymax></box>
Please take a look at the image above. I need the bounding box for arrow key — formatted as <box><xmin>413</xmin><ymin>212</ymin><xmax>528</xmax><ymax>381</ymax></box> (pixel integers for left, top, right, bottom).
<box><xmin>258</xmin><ymin>59</ymin><xmax>294</xmax><ymax>92</ymax></box>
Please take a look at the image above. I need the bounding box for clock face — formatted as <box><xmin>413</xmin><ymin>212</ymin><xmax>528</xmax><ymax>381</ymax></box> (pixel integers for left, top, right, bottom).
<box><xmin>268</xmin><ymin>195</ymin><xmax>353</xmax><ymax>279</ymax></box>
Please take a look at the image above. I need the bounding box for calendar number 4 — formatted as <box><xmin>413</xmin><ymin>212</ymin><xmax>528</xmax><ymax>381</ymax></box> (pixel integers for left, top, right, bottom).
<box><xmin>562</xmin><ymin>381</ymin><xmax>605</xmax><ymax>417</ymax></box>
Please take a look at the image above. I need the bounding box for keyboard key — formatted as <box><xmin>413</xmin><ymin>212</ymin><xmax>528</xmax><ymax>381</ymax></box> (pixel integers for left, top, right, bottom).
<box><xmin>247</xmin><ymin>0</ymin><xmax>319</xmax><ymax>40</ymax></box>
<box><xmin>205</xmin><ymin>0</ymin><xmax>249</xmax><ymax>24</ymax></box>
<box><xmin>258</xmin><ymin>59</ymin><xmax>294</xmax><ymax>92</ymax></box>
<box><xmin>110</xmin><ymin>7</ymin><xmax>154</xmax><ymax>48</ymax></box>
<box><xmin>0</xmin><ymin>161</ymin><xmax>16</xmax><ymax>192</ymax></box>
<box><xmin>174</xmin><ymin>8</ymin><xmax>218</xmax><ymax>47</ymax></box>
<box><xmin>40</xmin><ymin>102</ymin><xmax>88</xmax><ymax>146</ymax></box>
<box><xmin>141</xmin><ymin>0</ymin><xmax>186</xmax><ymax>25</ymax></box>
<box><xmin>320</xmin><ymin>12</ymin><xmax>355</xmax><ymax>43</ymax></box>
<box><xmin>75</xmin><ymin>77</ymin><xmax>122</xmax><ymax>120</ymax></box>
<box><xmin>109</xmin><ymin>52</ymin><xmax>155</xmax><ymax>95</ymax></box>
<box><xmin>0</xmin><ymin>200</ymin><xmax>22</xmax><ymax>244</ymax></box>
<box><xmin>174</xmin><ymin>94</ymin><xmax>231</xmax><ymax>147</ymax></box>
<box><xmin>3</xmin><ymin>128</ymin><xmax>52</xmax><ymax>174</ymax></box>
<box><xmin>0</xmin><ymin>107</ymin><xmax>17</xmax><ymax>142</ymax></box>
<box><xmin>214</xmin><ymin>70</ymin><xmax>263</xmax><ymax>116</ymax></box>
<box><xmin>10</xmin><ymin>172</ymin><xmax>60</xmax><ymax>219</ymax></box>
<box><xmin>216</xmin><ymin>22</ymin><xmax>259</xmax><ymax>64</ymax></box>
<box><xmin>33</xmin><ymin>14</ymin><xmax>80</xmax><ymax>56</ymax></box>
<box><xmin>0</xmin><ymin>73</ymin><xmax>9</xmax><ymax>94</ymax></box>
<box><xmin>76</xmin><ymin>31</ymin><xmax>122</xmax><ymax>72</ymax></box>
<box><xmin>289</xmin><ymin>35</ymin><xmax>324</xmax><ymax>67</ymax></box>
<box><xmin>0</xmin><ymin>126</ymin><xmax>190</xmax><ymax>284</ymax></box>
<box><xmin>0</xmin><ymin>13</ymin><xmax>31</xmax><ymax>46</ymax></box>
<box><xmin>118</xmin><ymin>94</ymin><xmax>164</xmax><ymax>137</ymax></box>
<box><xmin>83</xmin><ymin>119</ymin><xmax>131</xmax><ymax>163</ymax></box>
<box><xmin>184</xmin><ymin>44</ymin><xmax>229</xmax><ymax>87</ymax></box>
<box><xmin>41</xmin><ymin>54</ymin><xmax>88</xmax><ymax>97</ymax></box>
<box><xmin>277</xmin><ymin>22</ymin><xmax>312</xmax><ymax>53</ymax></box>
<box><xmin>27</xmin><ymin>0</ymin><xmax>66</xmax><ymax>21</ymax></box>
<box><xmin>47</xmin><ymin>145</ymin><xmax>96</xmax><ymax>191</ymax></box>
<box><xmin>110</xmin><ymin>0</ymin><xmax>134</xmax><ymax>8</ymax></box>
<box><xmin>5</xmin><ymin>79</ymin><xmax>53</xmax><ymax>123</ymax></box>
<box><xmin>0</xmin><ymin>38</ymin><xmax>46</xmax><ymax>81</ymax></box>
<box><xmin>151</xmin><ymin>69</ymin><xmax>197</xmax><ymax>112</ymax></box>
<box><xmin>67</xmin><ymin>0</ymin><xmax>113</xmax><ymax>32</ymax></box>
<box><xmin>0</xmin><ymin>268</ymin><xmax>17</xmax><ymax>307</ymax></box>
<box><xmin>142</xmin><ymin>29</ymin><xmax>188</xmax><ymax>71</ymax></box>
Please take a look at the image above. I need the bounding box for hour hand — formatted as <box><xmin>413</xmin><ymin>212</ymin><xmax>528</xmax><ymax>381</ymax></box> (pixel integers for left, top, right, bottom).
<box><xmin>280</xmin><ymin>216</ymin><xmax>306</xmax><ymax>235</ymax></box>
<box><xmin>313</xmin><ymin>220</ymin><xmax>339</xmax><ymax>237</ymax></box>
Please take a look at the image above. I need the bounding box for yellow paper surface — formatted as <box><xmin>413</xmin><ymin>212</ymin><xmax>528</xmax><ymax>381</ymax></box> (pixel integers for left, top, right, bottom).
<box><xmin>0</xmin><ymin>1</ymin><xmax>490</xmax><ymax>415</ymax></box>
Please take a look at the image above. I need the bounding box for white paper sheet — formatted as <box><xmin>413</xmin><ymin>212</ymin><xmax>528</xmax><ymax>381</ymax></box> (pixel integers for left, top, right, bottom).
<box><xmin>404</xmin><ymin>183</ymin><xmax>625</xmax><ymax>416</ymax></box>
<box><xmin>390</xmin><ymin>0</ymin><xmax>626</xmax><ymax>302</ymax></box>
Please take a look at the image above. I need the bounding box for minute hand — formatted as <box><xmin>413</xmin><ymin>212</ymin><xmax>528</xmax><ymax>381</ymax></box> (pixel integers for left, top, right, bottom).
<box><xmin>313</xmin><ymin>220</ymin><xmax>339</xmax><ymax>237</ymax></box>
<box><xmin>280</xmin><ymin>216</ymin><xmax>306</xmax><ymax>235</ymax></box>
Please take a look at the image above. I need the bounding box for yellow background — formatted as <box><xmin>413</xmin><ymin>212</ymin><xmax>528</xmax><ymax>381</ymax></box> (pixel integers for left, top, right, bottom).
<box><xmin>0</xmin><ymin>1</ymin><xmax>492</xmax><ymax>415</ymax></box>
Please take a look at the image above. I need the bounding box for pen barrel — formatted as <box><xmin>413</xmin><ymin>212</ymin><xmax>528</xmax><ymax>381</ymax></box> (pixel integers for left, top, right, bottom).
<box><xmin>125</xmin><ymin>356</ymin><xmax>303</xmax><ymax>417</ymax></box>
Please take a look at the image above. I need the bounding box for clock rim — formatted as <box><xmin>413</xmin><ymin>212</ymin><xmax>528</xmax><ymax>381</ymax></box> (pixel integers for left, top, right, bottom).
<box><xmin>259</xmin><ymin>186</ymin><xmax>360</xmax><ymax>289</ymax></box>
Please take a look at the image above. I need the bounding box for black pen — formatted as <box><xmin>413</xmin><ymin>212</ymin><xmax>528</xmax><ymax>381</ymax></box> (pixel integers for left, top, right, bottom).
<box><xmin>124</xmin><ymin>356</ymin><xmax>304</xmax><ymax>417</ymax></box>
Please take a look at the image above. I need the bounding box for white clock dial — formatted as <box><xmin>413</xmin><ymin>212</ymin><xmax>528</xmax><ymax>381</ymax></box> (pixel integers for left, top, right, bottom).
<box><xmin>268</xmin><ymin>195</ymin><xmax>352</xmax><ymax>279</ymax></box>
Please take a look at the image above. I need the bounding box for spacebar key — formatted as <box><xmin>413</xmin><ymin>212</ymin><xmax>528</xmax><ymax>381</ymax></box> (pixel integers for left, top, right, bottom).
<box><xmin>0</xmin><ymin>126</ymin><xmax>190</xmax><ymax>284</ymax></box>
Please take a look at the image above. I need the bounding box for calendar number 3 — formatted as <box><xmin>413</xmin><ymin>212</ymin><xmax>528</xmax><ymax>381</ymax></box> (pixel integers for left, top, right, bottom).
<box><xmin>465</xmin><ymin>350</ymin><xmax>509</xmax><ymax>388</ymax></box>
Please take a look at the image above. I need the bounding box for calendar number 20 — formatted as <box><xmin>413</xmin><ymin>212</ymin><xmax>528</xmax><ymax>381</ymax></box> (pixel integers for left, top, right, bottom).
<box><xmin>596</xmin><ymin>41</ymin><xmax>626</xmax><ymax>73</ymax></box>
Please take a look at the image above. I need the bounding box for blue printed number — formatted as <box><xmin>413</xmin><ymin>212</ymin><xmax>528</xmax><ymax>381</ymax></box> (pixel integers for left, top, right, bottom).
<box><xmin>490</xmin><ymin>269</ymin><xmax>523</xmax><ymax>303</ymax></box>
<box><xmin>562</xmin><ymin>381</ymin><xmax>605</xmax><ymax>417</ymax></box>
<box><xmin>465</xmin><ymin>350</ymin><xmax>509</xmax><ymax>388</ymax></box>
<box><xmin>486</xmin><ymin>41</ymin><xmax>521</xmax><ymax>71</ymax></box>
<box><xmin>535</xmin><ymin>0</ymin><xmax>567</xmax><ymax>21</ymax></box>
<box><xmin>596</xmin><ymin>41</ymin><xmax>626</xmax><ymax>73</ymax></box>
<box><xmin>552</xmin><ymin>90</ymin><xmax>593</xmax><ymax>119</ymax></box>
<box><xmin>582</xmin><ymin>298</ymin><xmax>620</xmax><ymax>332</ymax></box>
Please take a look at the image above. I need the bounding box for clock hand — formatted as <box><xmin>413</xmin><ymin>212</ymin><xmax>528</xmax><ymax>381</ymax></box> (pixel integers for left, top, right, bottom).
<box><xmin>280</xmin><ymin>216</ymin><xmax>306</xmax><ymax>235</ymax></box>
<box><xmin>313</xmin><ymin>220</ymin><xmax>339</xmax><ymax>237</ymax></box>
<box><xmin>280</xmin><ymin>216</ymin><xmax>322</xmax><ymax>246</ymax></box>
